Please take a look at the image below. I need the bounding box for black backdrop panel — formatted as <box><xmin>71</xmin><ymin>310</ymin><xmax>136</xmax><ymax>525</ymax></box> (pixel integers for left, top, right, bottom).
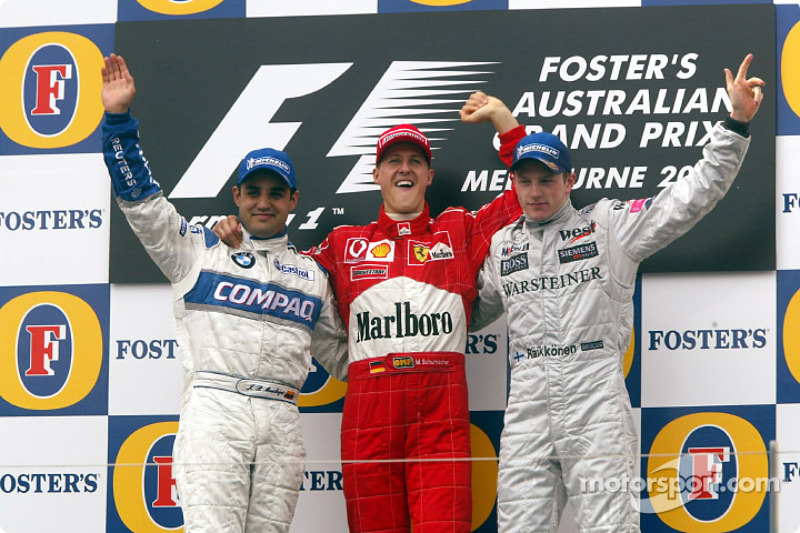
<box><xmin>111</xmin><ymin>6</ymin><xmax>776</xmax><ymax>283</ymax></box>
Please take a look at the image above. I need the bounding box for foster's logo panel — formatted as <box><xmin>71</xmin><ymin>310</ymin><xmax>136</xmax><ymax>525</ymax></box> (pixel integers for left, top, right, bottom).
<box><xmin>0</xmin><ymin>25</ymin><xmax>113</xmax><ymax>154</ymax></box>
<box><xmin>0</xmin><ymin>284</ymin><xmax>109</xmax><ymax>415</ymax></box>
<box><xmin>107</xmin><ymin>415</ymin><xmax>183</xmax><ymax>532</ymax></box>
<box><xmin>640</xmin><ymin>404</ymin><xmax>773</xmax><ymax>533</ymax></box>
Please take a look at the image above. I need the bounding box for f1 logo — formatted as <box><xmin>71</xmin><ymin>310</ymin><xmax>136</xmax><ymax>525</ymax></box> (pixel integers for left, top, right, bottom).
<box><xmin>168</xmin><ymin>63</ymin><xmax>353</xmax><ymax>199</ymax></box>
<box><xmin>25</xmin><ymin>324</ymin><xmax>65</xmax><ymax>376</ymax></box>
<box><xmin>167</xmin><ymin>60</ymin><xmax>495</xmax><ymax>199</ymax></box>
<box><xmin>687</xmin><ymin>446</ymin><xmax>730</xmax><ymax>500</ymax></box>
<box><xmin>31</xmin><ymin>64</ymin><xmax>72</xmax><ymax>116</ymax></box>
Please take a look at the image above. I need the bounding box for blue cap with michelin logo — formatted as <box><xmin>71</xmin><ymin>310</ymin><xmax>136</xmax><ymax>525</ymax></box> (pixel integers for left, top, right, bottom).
<box><xmin>511</xmin><ymin>132</ymin><xmax>572</xmax><ymax>174</ymax></box>
<box><xmin>237</xmin><ymin>148</ymin><xmax>297</xmax><ymax>189</ymax></box>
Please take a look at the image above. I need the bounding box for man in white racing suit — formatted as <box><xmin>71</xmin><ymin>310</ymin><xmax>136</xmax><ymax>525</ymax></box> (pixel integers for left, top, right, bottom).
<box><xmin>101</xmin><ymin>53</ymin><xmax>347</xmax><ymax>532</ymax></box>
<box><xmin>470</xmin><ymin>54</ymin><xmax>764</xmax><ymax>532</ymax></box>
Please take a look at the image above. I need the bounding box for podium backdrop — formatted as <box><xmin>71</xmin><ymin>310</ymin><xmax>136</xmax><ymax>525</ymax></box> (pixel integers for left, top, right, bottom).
<box><xmin>1</xmin><ymin>1</ymin><xmax>799</xmax><ymax>532</ymax></box>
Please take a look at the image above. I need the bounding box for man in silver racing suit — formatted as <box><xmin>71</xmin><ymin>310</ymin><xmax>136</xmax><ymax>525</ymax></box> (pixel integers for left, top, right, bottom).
<box><xmin>101</xmin><ymin>53</ymin><xmax>347</xmax><ymax>532</ymax></box>
<box><xmin>469</xmin><ymin>54</ymin><xmax>764</xmax><ymax>532</ymax></box>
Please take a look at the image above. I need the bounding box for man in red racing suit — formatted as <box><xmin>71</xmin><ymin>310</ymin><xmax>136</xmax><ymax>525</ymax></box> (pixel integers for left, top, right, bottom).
<box><xmin>308</xmin><ymin>116</ymin><xmax>523</xmax><ymax>533</ymax></box>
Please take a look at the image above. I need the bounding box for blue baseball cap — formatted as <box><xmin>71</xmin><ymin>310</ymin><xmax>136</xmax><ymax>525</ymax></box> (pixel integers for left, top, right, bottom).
<box><xmin>237</xmin><ymin>148</ymin><xmax>297</xmax><ymax>189</ymax></box>
<box><xmin>511</xmin><ymin>132</ymin><xmax>572</xmax><ymax>174</ymax></box>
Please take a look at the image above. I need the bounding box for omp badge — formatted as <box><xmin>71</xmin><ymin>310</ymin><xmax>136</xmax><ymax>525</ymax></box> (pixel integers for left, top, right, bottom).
<box><xmin>0</xmin><ymin>27</ymin><xmax>111</xmax><ymax>153</ymax></box>
<box><xmin>392</xmin><ymin>356</ymin><xmax>415</xmax><ymax>369</ymax></box>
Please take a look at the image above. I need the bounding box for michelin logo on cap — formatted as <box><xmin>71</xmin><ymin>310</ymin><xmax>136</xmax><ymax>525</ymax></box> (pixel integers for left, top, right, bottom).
<box><xmin>247</xmin><ymin>156</ymin><xmax>292</xmax><ymax>174</ymax></box>
<box><xmin>511</xmin><ymin>131</ymin><xmax>572</xmax><ymax>174</ymax></box>
<box><xmin>516</xmin><ymin>143</ymin><xmax>560</xmax><ymax>159</ymax></box>
<box><xmin>238</xmin><ymin>147</ymin><xmax>297</xmax><ymax>188</ymax></box>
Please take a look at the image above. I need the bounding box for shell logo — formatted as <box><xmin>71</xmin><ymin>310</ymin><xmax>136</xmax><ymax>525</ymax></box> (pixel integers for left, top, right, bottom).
<box><xmin>370</xmin><ymin>242</ymin><xmax>392</xmax><ymax>258</ymax></box>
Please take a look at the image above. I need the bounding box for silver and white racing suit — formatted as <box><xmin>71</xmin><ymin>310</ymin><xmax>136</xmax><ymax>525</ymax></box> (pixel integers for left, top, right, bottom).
<box><xmin>103</xmin><ymin>111</ymin><xmax>348</xmax><ymax>532</ymax></box>
<box><xmin>471</xmin><ymin>120</ymin><xmax>750</xmax><ymax>533</ymax></box>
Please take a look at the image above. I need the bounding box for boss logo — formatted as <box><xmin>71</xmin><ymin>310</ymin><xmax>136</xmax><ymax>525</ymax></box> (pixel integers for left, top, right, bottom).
<box><xmin>500</xmin><ymin>253</ymin><xmax>528</xmax><ymax>276</ymax></box>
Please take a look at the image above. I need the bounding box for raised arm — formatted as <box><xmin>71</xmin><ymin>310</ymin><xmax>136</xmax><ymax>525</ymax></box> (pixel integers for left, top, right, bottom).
<box><xmin>609</xmin><ymin>54</ymin><xmax>763</xmax><ymax>263</ymax></box>
<box><xmin>101</xmin><ymin>54</ymin><xmax>204</xmax><ymax>283</ymax></box>
<box><xmin>461</xmin><ymin>91</ymin><xmax>526</xmax><ymax>168</ymax></box>
<box><xmin>459</xmin><ymin>91</ymin><xmax>520</xmax><ymax>134</ymax></box>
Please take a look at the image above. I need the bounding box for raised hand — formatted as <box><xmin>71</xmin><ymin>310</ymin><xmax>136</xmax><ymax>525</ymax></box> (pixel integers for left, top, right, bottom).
<box><xmin>101</xmin><ymin>53</ymin><xmax>136</xmax><ymax>114</ymax></box>
<box><xmin>459</xmin><ymin>91</ymin><xmax>519</xmax><ymax>135</ymax></box>
<box><xmin>724</xmin><ymin>54</ymin><xmax>765</xmax><ymax>123</ymax></box>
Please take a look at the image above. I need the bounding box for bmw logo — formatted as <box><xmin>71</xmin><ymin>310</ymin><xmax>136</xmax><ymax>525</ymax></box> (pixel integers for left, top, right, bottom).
<box><xmin>231</xmin><ymin>252</ymin><xmax>256</xmax><ymax>269</ymax></box>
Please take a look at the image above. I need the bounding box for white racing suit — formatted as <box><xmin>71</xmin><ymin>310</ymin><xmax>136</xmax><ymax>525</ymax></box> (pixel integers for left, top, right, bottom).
<box><xmin>102</xmin><ymin>111</ymin><xmax>348</xmax><ymax>532</ymax></box>
<box><xmin>471</xmin><ymin>120</ymin><xmax>750</xmax><ymax>532</ymax></box>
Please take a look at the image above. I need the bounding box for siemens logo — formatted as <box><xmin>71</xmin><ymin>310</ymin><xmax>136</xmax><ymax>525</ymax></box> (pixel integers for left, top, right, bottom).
<box><xmin>0</xmin><ymin>209</ymin><xmax>102</xmax><ymax>230</ymax></box>
<box><xmin>0</xmin><ymin>472</ymin><xmax>99</xmax><ymax>494</ymax></box>
<box><xmin>648</xmin><ymin>328</ymin><xmax>768</xmax><ymax>350</ymax></box>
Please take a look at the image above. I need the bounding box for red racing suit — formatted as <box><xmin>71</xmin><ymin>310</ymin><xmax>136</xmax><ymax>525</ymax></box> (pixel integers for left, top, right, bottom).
<box><xmin>309</xmin><ymin>185</ymin><xmax>522</xmax><ymax>533</ymax></box>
